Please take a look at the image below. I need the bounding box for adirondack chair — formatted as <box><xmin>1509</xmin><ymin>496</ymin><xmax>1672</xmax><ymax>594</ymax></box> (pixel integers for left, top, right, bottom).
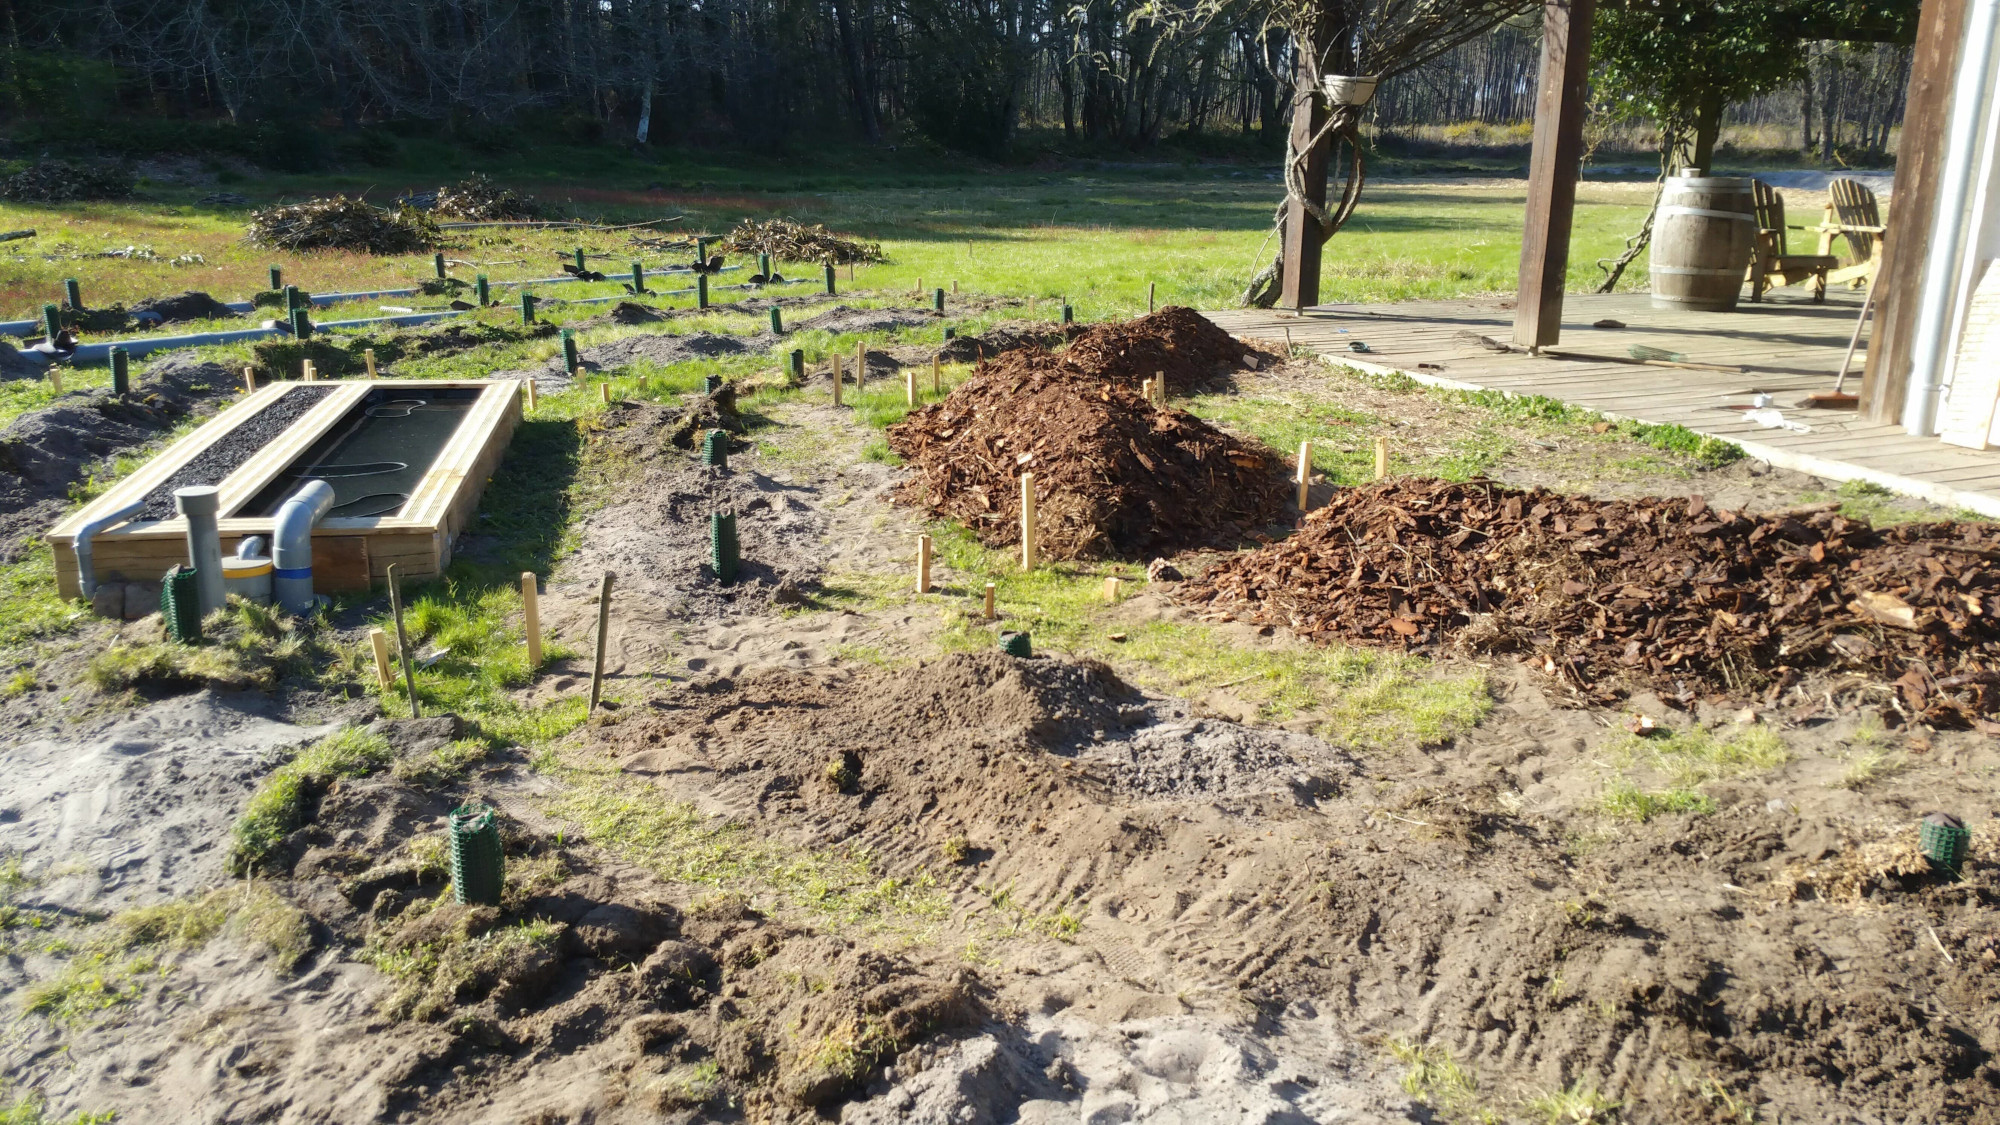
<box><xmin>1817</xmin><ymin>178</ymin><xmax>1888</xmax><ymax>286</ymax></box>
<box><xmin>1746</xmin><ymin>180</ymin><xmax>1839</xmax><ymax>301</ymax></box>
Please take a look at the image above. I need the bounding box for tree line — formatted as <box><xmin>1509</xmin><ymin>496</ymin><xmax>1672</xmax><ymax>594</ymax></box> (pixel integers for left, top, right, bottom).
<box><xmin>0</xmin><ymin>0</ymin><xmax>1916</xmax><ymax>163</ymax></box>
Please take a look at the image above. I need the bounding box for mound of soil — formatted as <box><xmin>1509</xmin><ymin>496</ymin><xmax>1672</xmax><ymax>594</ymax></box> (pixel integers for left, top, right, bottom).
<box><xmin>1182</xmin><ymin>477</ymin><xmax>2000</xmax><ymax>722</ymax></box>
<box><xmin>1058</xmin><ymin>306</ymin><xmax>1260</xmax><ymax>394</ymax></box>
<box><xmin>793</xmin><ymin>305</ymin><xmax>938</xmax><ymax>336</ymax></box>
<box><xmin>131</xmin><ymin>291</ymin><xmax>239</xmax><ymax>324</ymax></box>
<box><xmin>0</xmin><ymin>159</ymin><xmax>133</xmax><ymax>203</ymax></box>
<box><xmin>935</xmin><ymin>320</ymin><xmax>1079</xmax><ymax>363</ymax></box>
<box><xmin>886</xmin><ymin>353</ymin><xmax>1292</xmax><ymax>560</ymax></box>
<box><xmin>0</xmin><ymin>354</ymin><xmax>240</xmax><ymax>559</ymax></box>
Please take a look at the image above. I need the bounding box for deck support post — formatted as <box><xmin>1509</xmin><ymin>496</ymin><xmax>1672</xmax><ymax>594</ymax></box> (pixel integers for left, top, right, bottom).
<box><xmin>1279</xmin><ymin>53</ymin><xmax>1332</xmax><ymax>312</ymax></box>
<box><xmin>1513</xmin><ymin>0</ymin><xmax>1595</xmax><ymax>350</ymax></box>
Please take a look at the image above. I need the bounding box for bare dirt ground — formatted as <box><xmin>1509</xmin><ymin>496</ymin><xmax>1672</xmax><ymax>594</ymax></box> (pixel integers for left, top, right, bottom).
<box><xmin>0</xmin><ymin>314</ymin><xmax>1994</xmax><ymax>1124</ymax></box>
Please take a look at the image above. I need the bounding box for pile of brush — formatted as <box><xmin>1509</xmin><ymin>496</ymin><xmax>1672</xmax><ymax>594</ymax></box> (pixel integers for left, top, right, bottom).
<box><xmin>248</xmin><ymin>197</ymin><xmax>441</xmax><ymax>253</ymax></box>
<box><xmin>721</xmin><ymin>219</ymin><xmax>883</xmax><ymax>265</ymax></box>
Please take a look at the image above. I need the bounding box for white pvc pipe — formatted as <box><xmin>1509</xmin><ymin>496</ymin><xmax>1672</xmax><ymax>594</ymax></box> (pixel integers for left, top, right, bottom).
<box><xmin>272</xmin><ymin>480</ymin><xmax>336</xmax><ymax>614</ymax></box>
<box><xmin>174</xmin><ymin>486</ymin><xmax>228</xmax><ymax>617</ymax></box>
<box><xmin>1906</xmin><ymin>0</ymin><xmax>2000</xmax><ymax>435</ymax></box>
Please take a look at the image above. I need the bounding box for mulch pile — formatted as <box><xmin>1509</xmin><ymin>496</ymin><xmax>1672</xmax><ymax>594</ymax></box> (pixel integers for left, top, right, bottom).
<box><xmin>430</xmin><ymin>174</ymin><xmax>539</xmax><ymax>220</ymax></box>
<box><xmin>1061</xmin><ymin>305</ymin><xmax>1259</xmax><ymax>394</ymax></box>
<box><xmin>1180</xmin><ymin>477</ymin><xmax>2000</xmax><ymax>723</ymax></box>
<box><xmin>247</xmin><ymin>196</ymin><xmax>441</xmax><ymax>253</ymax></box>
<box><xmin>0</xmin><ymin>159</ymin><xmax>133</xmax><ymax>203</ymax></box>
<box><xmin>720</xmin><ymin>218</ymin><xmax>884</xmax><ymax>264</ymax></box>
<box><xmin>886</xmin><ymin>348</ymin><xmax>1291</xmax><ymax>560</ymax></box>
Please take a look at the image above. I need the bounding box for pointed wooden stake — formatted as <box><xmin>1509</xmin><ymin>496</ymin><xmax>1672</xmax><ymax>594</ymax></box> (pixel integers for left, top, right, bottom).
<box><xmin>1374</xmin><ymin>435</ymin><xmax>1390</xmax><ymax>480</ymax></box>
<box><xmin>916</xmin><ymin>534</ymin><xmax>933</xmax><ymax>593</ymax></box>
<box><xmin>521</xmin><ymin>571</ymin><xmax>542</xmax><ymax>669</ymax></box>
<box><xmin>1020</xmin><ymin>474</ymin><xmax>1037</xmax><ymax>570</ymax></box>
<box><xmin>368</xmin><ymin>627</ymin><xmax>393</xmax><ymax>689</ymax></box>
<box><xmin>1296</xmin><ymin>440</ymin><xmax>1313</xmax><ymax>510</ymax></box>
<box><xmin>983</xmin><ymin>582</ymin><xmax>996</xmax><ymax>620</ymax></box>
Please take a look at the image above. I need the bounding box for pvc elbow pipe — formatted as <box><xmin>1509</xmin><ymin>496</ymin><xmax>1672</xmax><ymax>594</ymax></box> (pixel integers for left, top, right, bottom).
<box><xmin>272</xmin><ymin>480</ymin><xmax>336</xmax><ymax>614</ymax></box>
<box><xmin>237</xmin><ymin>536</ymin><xmax>267</xmax><ymax>558</ymax></box>
<box><xmin>73</xmin><ymin>499</ymin><xmax>144</xmax><ymax>599</ymax></box>
<box><xmin>175</xmin><ymin>486</ymin><xmax>228</xmax><ymax>617</ymax></box>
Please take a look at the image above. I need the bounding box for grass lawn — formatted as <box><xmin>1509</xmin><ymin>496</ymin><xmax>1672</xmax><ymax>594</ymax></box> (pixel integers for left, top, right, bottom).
<box><xmin>1</xmin><ymin>147</ymin><xmax>1654</xmax><ymax>328</ymax></box>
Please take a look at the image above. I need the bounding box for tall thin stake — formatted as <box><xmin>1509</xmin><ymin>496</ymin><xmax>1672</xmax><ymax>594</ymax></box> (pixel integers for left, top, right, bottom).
<box><xmin>521</xmin><ymin>571</ymin><xmax>542</xmax><ymax>669</ymax></box>
<box><xmin>1296</xmin><ymin>440</ymin><xmax>1313</xmax><ymax>510</ymax></box>
<box><xmin>386</xmin><ymin>564</ymin><xmax>420</xmax><ymax>718</ymax></box>
<box><xmin>1020</xmin><ymin>473</ymin><xmax>1037</xmax><ymax>570</ymax></box>
<box><xmin>589</xmin><ymin>572</ymin><xmax>615</xmax><ymax>711</ymax></box>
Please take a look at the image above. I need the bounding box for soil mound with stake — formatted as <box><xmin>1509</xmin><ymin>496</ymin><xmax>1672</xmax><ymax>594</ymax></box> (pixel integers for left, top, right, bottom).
<box><xmin>1182</xmin><ymin>477</ymin><xmax>2000</xmax><ymax>722</ymax></box>
<box><xmin>886</xmin><ymin>352</ymin><xmax>1292</xmax><ymax>560</ymax></box>
<box><xmin>1060</xmin><ymin>306</ymin><xmax>1258</xmax><ymax>394</ymax></box>
<box><xmin>131</xmin><ymin>291</ymin><xmax>239</xmax><ymax>324</ymax></box>
<box><xmin>0</xmin><ymin>159</ymin><xmax>133</xmax><ymax>203</ymax></box>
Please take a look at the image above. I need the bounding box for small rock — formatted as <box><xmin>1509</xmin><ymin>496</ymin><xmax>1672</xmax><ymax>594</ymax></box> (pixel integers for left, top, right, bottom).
<box><xmin>1241</xmin><ymin>353</ymin><xmax>1260</xmax><ymax>369</ymax></box>
<box><xmin>120</xmin><ymin>582</ymin><xmax>157</xmax><ymax>621</ymax></box>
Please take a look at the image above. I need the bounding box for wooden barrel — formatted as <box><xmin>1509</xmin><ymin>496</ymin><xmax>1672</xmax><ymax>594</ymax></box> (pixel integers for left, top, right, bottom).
<box><xmin>1650</xmin><ymin>175</ymin><xmax>1757</xmax><ymax>311</ymax></box>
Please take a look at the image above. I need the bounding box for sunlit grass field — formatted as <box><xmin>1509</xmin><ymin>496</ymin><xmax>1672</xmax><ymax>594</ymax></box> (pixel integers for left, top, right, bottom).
<box><xmin>0</xmin><ymin>153</ymin><xmax>1655</xmax><ymax>329</ymax></box>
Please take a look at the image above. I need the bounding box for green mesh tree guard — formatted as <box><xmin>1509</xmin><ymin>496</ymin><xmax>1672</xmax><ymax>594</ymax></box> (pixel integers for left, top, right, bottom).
<box><xmin>160</xmin><ymin>565</ymin><xmax>202</xmax><ymax>644</ymax></box>
<box><xmin>1922</xmin><ymin>812</ymin><xmax>1970</xmax><ymax>877</ymax></box>
<box><xmin>999</xmin><ymin>631</ymin><xmax>1032</xmax><ymax>658</ymax></box>
<box><xmin>711</xmin><ymin>512</ymin><xmax>739</xmax><ymax>585</ymax></box>
<box><xmin>561</xmin><ymin>329</ymin><xmax>579</xmax><ymax>372</ymax></box>
<box><xmin>449</xmin><ymin>803</ymin><xmax>504</xmax><ymax>905</ymax></box>
<box><xmin>702</xmin><ymin>429</ymin><xmax>728</xmax><ymax>468</ymax></box>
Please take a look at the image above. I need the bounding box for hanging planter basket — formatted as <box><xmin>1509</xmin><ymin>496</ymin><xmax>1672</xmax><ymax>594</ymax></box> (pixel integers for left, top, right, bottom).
<box><xmin>1322</xmin><ymin>75</ymin><xmax>1381</xmax><ymax>107</ymax></box>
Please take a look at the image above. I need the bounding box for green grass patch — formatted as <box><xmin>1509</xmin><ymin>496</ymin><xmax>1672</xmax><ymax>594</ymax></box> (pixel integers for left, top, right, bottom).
<box><xmin>0</xmin><ymin>1089</ymin><xmax>116</xmax><ymax>1125</ymax></box>
<box><xmin>915</xmin><ymin>523</ymin><xmax>1489</xmax><ymax>747</ymax></box>
<box><xmin>1617</xmin><ymin>724</ymin><xmax>1788</xmax><ymax>788</ymax></box>
<box><xmin>1390</xmin><ymin>1038</ymin><xmax>1498</xmax><ymax>1124</ymax></box>
<box><xmin>544</xmin><ymin>768</ymin><xmax>949</xmax><ymax>932</ymax></box>
<box><xmin>362</xmin><ymin>915</ymin><xmax>565</xmax><ymax>1022</ymax></box>
<box><xmin>1525</xmin><ymin>1081</ymin><xmax>1622</xmax><ymax>1124</ymax></box>
<box><xmin>1599</xmin><ymin>779</ymin><xmax>1717</xmax><ymax>823</ymax></box>
<box><xmin>229</xmin><ymin>728</ymin><xmax>395</xmax><ymax>873</ymax></box>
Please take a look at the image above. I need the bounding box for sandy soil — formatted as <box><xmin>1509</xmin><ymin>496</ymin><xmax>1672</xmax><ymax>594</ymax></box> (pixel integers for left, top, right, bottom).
<box><xmin>1</xmin><ymin>311</ymin><xmax>1994</xmax><ymax>1124</ymax></box>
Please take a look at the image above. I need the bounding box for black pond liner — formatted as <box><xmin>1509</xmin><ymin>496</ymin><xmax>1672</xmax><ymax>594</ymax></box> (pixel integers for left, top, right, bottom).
<box><xmin>241</xmin><ymin>386</ymin><xmax>481</xmax><ymax>518</ymax></box>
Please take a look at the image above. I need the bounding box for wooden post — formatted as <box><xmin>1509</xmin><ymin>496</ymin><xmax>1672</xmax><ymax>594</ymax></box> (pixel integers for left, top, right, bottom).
<box><xmin>915</xmin><ymin>276</ymin><xmax>922</xmax><ymax>296</ymax></box>
<box><xmin>520</xmin><ymin>571</ymin><xmax>542</xmax><ymax>669</ymax></box>
<box><xmin>855</xmin><ymin>340</ymin><xmax>866</xmax><ymax>384</ymax></box>
<box><xmin>45</xmin><ymin>367</ymin><xmax>61</xmax><ymax>395</ymax></box>
<box><xmin>386</xmin><ymin>564</ymin><xmax>420</xmax><ymax>718</ymax></box>
<box><xmin>1859</xmin><ymin>0</ymin><xmax>1969</xmax><ymax>424</ymax></box>
<box><xmin>932</xmin><ymin>355</ymin><xmax>941</xmax><ymax>394</ymax></box>
<box><xmin>1142</xmin><ymin>378</ymin><xmax>1153</xmax><ymax>402</ymax></box>
<box><xmin>1296</xmin><ymin>440</ymin><xmax>1313</xmax><ymax>510</ymax></box>
<box><xmin>364</xmin><ymin>348</ymin><xmax>377</xmax><ymax>378</ymax></box>
<box><xmin>589</xmin><ymin>572</ymin><xmax>614</xmax><ymax>712</ymax></box>
<box><xmin>1148</xmin><ymin>281</ymin><xmax>1156</xmax><ymax>313</ymax></box>
<box><xmin>1154</xmin><ymin>370</ymin><xmax>1166</xmax><ymax>405</ymax></box>
<box><xmin>916</xmin><ymin>534</ymin><xmax>932</xmax><ymax>593</ymax></box>
<box><xmin>1374</xmin><ymin>435</ymin><xmax>1390</xmax><ymax>480</ymax></box>
<box><xmin>1020</xmin><ymin>473</ymin><xmax>1037</xmax><ymax>570</ymax></box>
<box><xmin>1280</xmin><ymin>52</ymin><xmax>1332</xmax><ymax>311</ymax></box>
<box><xmin>1103</xmin><ymin>575</ymin><xmax>1122</xmax><ymax>603</ymax></box>
<box><xmin>832</xmin><ymin>354</ymin><xmax>844</xmax><ymax>406</ymax></box>
<box><xmin>600</xmin><ymin>381</ymin><xmax>611</xmax><ymax>403</ymax></box>
<box><xmin>301</xmin><ymin>359</ymin><xmax>315</xmax><ymax>382</ymax></box>
<box><xmin>952</xmin><ymin>280</ymin><xmax>959</xmax><ymax>294</ymax></box>
<box><xmin>243</xmin><ymin>366</ymin><xmax>256</xmax><ymax>393</ymax></box>
<box><xmin>983</xmin><ymin>582</ymin><xmax>996</xmax><ymax>620</ymax></box>
<box><xmin>1511</xmin><ymin>0</ymin><xmax>1596</xmax><ymax>349</ymax></box>
<box><xmin>368</xmin><ymin>627</ymin><xmax>393</xmax><ymax>690</ymax></box>
<box><xmin>905</xmin><ymin>367</ymin><xmax>917</xmax><ymax>407</ymax></box>
<box><xmin>525</xmin><ymin>377</ymin><xmax>537</xmax><ymax>411</ymax></box>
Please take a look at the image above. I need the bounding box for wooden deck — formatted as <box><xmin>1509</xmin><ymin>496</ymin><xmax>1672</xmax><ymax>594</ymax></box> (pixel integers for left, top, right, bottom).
<box><xmin>1205</xmin><ymin>289</ymin><xmax>2000</xmax><ymax>518</ymax></box>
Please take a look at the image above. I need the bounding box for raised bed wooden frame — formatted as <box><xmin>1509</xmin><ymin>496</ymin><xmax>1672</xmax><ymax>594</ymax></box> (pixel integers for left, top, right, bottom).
<box><xmin>48</xmin><ymin>378</ymin><xmax>522</xmax><ymax>601</ymax></box>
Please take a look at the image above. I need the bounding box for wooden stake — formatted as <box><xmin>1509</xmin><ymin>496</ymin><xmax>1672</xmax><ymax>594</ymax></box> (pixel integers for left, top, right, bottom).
<box><xmin>932</xmin><ymin>355</ymin><xmax>941</xmax><ymax>394</ymax></box>
<box><xmin>1104</xmin><ymin>575</ymin><xmax>1122</xmax><ymax>602</ymax></box>
<box><xmin>1374</xmin><ymin>435</ymin><xmax>1389</xmax><ymax>480</ymax></box>
<box><xmin>905</xmin><ymin>367</ymin><xmax>916</xmax><ymax>407</ymax></box>
<box><xmin>1296</xmin><ymin>440</ymin><xmax>1313</xmax><ymax>510</ymax></box>
<box><xmin>520</xmin><ymin>571</ymin><xmax>542</xmax><ymax>669</ymax></box>
<box><xmin>368</xmin><ymin>627</ymin><xmax>393</xmax><ymax>689</ymax></box>
<box><xmin>386</xmin><ymin>564</ymin><xmax>420</xmax><ymax>719</ymax></box>
<box><xmin>855</xmin><ymin>340</ymin><xmax>866</xmax><ymax>384</ymax></box>
<box><xmin>952</xmin><ymin>280</ymin><xmax>959</xmax><ymax>294</ymax></box>
<box><xmin>600</xmin><ymin>381</ymin><xmax>611</xmax><ymax>403</ymax></box>
<box><xmin>364</xmin><ymin>348</ymin><xmax>377</xmax><ymax>378</ymax></box>
<box><xmin>915</xmin><ymin>276</ymin><xmax>922</xmax><ymax>296</ymax></box>
<box><xmin>1141</xmin><ymin>378</ymin><xmax>1152</xmax><ymax>402</ymax></box>
<box><xmin>984</xmin><ymin>582</ymin><xmax>996</xmax><ymax>620</ymax></box>
<box><xmin>1020</xmin><ymin>473</ymin><xmax>1037</xmax><ymax>570</ymax></box>
<box><xmin>242</xmin><ymin>366</ymin><xmax>256</xmax><ymax>393</ymax></box>
<box><xmin>1154</xmin><ymin>370</ymin><xmax>1167</xmax><ymax>405</ymax></box>
<box><xmin>1148</xmin><ymin>281</ymin><xmax>1156</xmax><ymax>313</ymax></box>
<box><xmin>916</xmin><ymin>534</ymin><xmax>932</xmax><ymax>593</ymax></box>
<box><xmin>589</xmin><ymin>572</ymin><xmax>614</xmax><ymax>712</ymax></box>
<box><xmin>301</xmin><ymin>359</ymin><xmax>314</xmax><ymax>382</ymax></box>
<box><xmin>832</xmin><ymin>354</ymin><xmax>843</xmax><ymax>406</ymax></box>
<box><xmin>525</xmin><ymin>377</ymin><xmax>537</xmax><ymax>411</ymax></box>
<box><xmin>47</xmin><ymin>368</ymin><xmax>61</xmax><ymax>395</ymax></box>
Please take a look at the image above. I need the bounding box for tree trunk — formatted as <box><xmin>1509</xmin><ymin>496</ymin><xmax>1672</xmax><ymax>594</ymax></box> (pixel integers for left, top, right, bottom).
<box><xmin>1690</xmin><ymin>86</ymin><xmax>1725</xmax><ymax>173</ymax></box>
<box><xmin>1801</xmin><ymin>71</ymin><xmax>1814</xmax><ymax>152</ymax></box>
<box><xmin>832</xmin><ymin>0</ymin><xmax>879</xmax><ymax>141</ymax></box>
<box><xmin>636</xmin><ymin>76</ymin><xmax>653</xmax><ymax>143</ymax></box>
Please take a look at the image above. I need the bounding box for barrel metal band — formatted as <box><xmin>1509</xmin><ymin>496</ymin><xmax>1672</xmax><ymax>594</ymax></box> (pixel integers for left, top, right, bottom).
<box><xmin>1651</xmin><ymin>266</ymin><xmax>1747</xmax><ymax>277</ymax></box>
<box><xmin>1659</xmin><ymin>205</ymin><xmax>1756</xmax><ymax>223</ymax></box>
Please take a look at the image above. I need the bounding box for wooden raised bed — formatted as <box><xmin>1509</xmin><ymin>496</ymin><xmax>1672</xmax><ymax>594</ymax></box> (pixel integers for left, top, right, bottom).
<box><xmin>47</xmin><ymin>378</ymin><xmax>522</xmax><ymax>600</ymax></box>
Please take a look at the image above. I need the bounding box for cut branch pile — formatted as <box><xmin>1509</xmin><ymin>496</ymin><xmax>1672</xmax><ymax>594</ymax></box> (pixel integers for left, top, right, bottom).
<box><xmin>1180</xmin><ymin>477</ymin><xmax>2000</xmax><ymax>723</ymax></box>
<box><xmin>1060</xmin><ymin>306</ymin><xmax>1259</xmax><ymax>394</ymax></box>
<box><xmin>0</xmin><ymin>159</ymin><xmax>133</xmax><ymax>203</ymax></box>
<box><xmin>886</xmin><ymin>349</ymin><xmax>1290</xmax><ymax>561</ymax></box>
<box><xmin>430</xmin><ymin>174</ymin><xmax>540</xmax><ymax>221</ymax></box>
<box><xmin>247</xmin><ymin>197</ymin><xmax>441</xmax><ymax>253</ymax></box>
<box><xmin>720</xmin><ymin>219</ymin><xmax>884</xmax><ymax>265</ymax></box>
